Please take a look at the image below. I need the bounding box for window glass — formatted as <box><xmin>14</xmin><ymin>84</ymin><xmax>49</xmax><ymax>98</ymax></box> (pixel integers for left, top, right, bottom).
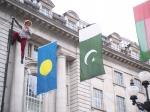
<box><xmin>92</xmin><ymin>88</ymin><xmax>103</xmax><ymax>109</ymax></box>
<box><xmin>115</xmin><ymin>71</ymin><xmax>124</xmax><ymax>86</ymax></box>
<box><xmin>28</xmin><ymin>43</ymin><xmax>32</xmax><ymax>58</ymax></box>
<box><xmin>33</xmin><ymin>45</ymin><xmax>38</xmax><ymax>60</ymax></box>
<box><xmin>116</xmin><ymin>96</ymin><xmax>126</xmax><ymax>112</ymax></box>
<box><xmin>131</xmin><ymin>51</ymin><xmax>139</xmax><ymax>60</ymax></box>
<box><xmin>66</xmin><ymin>20</ymin><xmax>78</xmax><ymax>31</ymax></box>
<box><xmin>32</xmin><ymin>0</ymin><xmax>38</xmax><ymax>4</ymax></box>
<box><xmin>40</xmin><ymin>6</ymin><xmax>49</xmax><ymax>16</ymax></box>
<box><xmin>25</xmin><ymin>73</ymin><xmax>43</xmax><ymax>112</ymax></box>
<box><xmin>111</xmin><ymin>42</ymin><xmax>120</xmax><ymax>51</ymax></box>
<box><xmin>134</xmin><ymin>79</ymin><xmax>143</xmax><ymax>93</ymax></box>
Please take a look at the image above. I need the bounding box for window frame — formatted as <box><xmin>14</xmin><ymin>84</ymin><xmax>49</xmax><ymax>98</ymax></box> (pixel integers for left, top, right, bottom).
<box><xmin>131</xmin><ymin>51</ymin><xmax>139</xmax><ymax>60</ymax></box>
<box><xmin>27</xmin><ymin>43</ymin><xmax>32</xmax><ymax>58</ymax></box>
<box><xmin>24</xmin><ymin>71</ymin><xmax>43</xmax><ymax>112</ymax></box>
<box><xmin>27</xmin><ymin>42</ymin><xmax>39</xmax><ymax>60</ymax></box>
<box><xmin>116</xmin><ymin>95</ymin><xmax>126</xmax><ymax>112</ymax></box>
<box><xmin>39</xmin><ymin>5</ymin><xmax>50</xmax><ymax>16</ymax></box>
<box><xmin>114</xmin><ymin>70</ymin><xmax>124</xmax><ymax>86</ymax></box>
<box><xmin>111</xmin><ymin>42</ymin><xmax>120</xmax><ymax>51</ymax></box>
<box><xmin>92</xmin><ymin>88</ymin><xmax>103</xmax><ymax>110</ymax></box>
<box><xmin>134</xmin><ymin>79</ymin><xmax>143</xmax><ymax>93</ymax></box>
<box><xmin>33</xmin><ymin>45</ymin><xmax>38</xmax><ymax>60</ymax></box>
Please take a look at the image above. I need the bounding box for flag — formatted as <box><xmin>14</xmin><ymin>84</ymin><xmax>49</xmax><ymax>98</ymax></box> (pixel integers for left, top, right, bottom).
<box><xmin>37</xmin><ymin>42</ymin><xmax>57</xmax><ymax>95</ymax></box>
<box><xmin>133</xmin><ymin>1</ymin><xmax>150</xmax><ymax>61</ymax></box>
<box><xmin>79</xmin><ymin>24</ymin><xmax>105</xmax><ymax>81</ymax></box>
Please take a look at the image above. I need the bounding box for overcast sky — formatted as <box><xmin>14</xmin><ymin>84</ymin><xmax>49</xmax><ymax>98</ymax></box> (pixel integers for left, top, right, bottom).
<box><xmin>52</xmin><ymin>0</ymin><xmax>147</xmax><ymax>43</ymax></box>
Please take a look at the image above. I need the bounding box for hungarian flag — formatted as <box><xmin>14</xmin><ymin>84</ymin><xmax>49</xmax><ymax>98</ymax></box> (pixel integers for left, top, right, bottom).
<box><xmin>79</xmin><ymin>24</ymin><xmax>105</xmax><ymax>81</ymax></box>
<box><xmin>133</xmin><ymin>1</ymin><xmax>150</xmax><ymax>61</ymax></box>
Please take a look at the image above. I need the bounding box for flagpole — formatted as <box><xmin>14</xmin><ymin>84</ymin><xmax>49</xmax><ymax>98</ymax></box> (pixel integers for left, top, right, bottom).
<box><xmin>1</xmin><ymin>17</ymin><xmax>15</xmax><ymax>112</ymax></box>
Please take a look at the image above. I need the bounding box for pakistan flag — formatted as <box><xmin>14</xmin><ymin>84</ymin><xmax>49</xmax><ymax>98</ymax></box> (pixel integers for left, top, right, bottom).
<box><xmin>79</xmin><ymin>24</ymin><xmax>105</xmax><ymax>81</ymax></box>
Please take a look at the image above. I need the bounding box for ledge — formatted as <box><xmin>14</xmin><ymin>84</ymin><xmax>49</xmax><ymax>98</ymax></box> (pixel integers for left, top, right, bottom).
<box><xmin>113</xmin><ymin>82</ymin><xmax>126</xmax><ymax>88</ymax></box>
<box><xmin>91</xmin><ymin>107</ymin><xmax>106</xmax><ymax>112</ymax></box>
<box><xmin>103</xmin><ymin>45</ymin><xmax>150</xmax><ymax>72</ymax></box>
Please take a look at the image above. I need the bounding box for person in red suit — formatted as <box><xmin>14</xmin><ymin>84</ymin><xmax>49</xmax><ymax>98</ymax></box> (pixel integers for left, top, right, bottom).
<box><xmin>12</xmin><ymin>19</ymin><xmax>32</xmax><ymax>64</ymax></box>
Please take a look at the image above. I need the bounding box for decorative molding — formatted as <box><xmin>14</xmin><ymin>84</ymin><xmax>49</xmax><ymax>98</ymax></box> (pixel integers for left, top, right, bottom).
<box><xmin>103</xmin><ymin>46</ymin><xmax>150</xmax><ymax>71</ymax></box>
<box><xmin>57</xmin><ymin>47</ymin><xmax>77</xmax><ymax>60</ymax></box>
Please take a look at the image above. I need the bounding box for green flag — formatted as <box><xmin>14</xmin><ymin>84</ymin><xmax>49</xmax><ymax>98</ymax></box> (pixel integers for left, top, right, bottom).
<box><xmin>79</xmin><ymin>24</ymin><xmax>105</xmax><ymax>81</ymax></box>
<box><xmin>133</xmin><ymin>2</ymin><xmax>150</xmax><ymax>61</ymax></box>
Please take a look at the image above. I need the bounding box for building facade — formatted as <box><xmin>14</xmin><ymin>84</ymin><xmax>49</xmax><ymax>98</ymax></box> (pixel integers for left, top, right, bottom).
<box><xmin>0</xmin><ymin>0</ymin><xmax>150</xmax><ymax>112</ymax></box>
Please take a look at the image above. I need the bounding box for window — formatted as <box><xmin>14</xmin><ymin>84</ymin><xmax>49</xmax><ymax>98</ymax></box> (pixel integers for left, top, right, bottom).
<box><xmin>32</xmin><ymin>0</ymin><xmax>38</xmax><ymax>4</ymax></box>
<box><xmin>24</xmin><ymin>0</ymin><xmax>40</xmax><ymax>10</ymax></box>
<box><xmin>92</xmin><ymin>88</ymin><xmax>103</xmax><ymax>109</ymax></box>
<box><xmin>111</xmin><ymin>42</ymin><xmax>120</xmax><ymax>51</ymax></box>
<box><xmin>40</xmin><ymin>6</ymin><xmax>50</xmax><ymax>16</ymax></box>
<box><xmin>114</xmin><ymin>71</ymin><xmax>123</xmax><ymax>86</ymax></box>
<box><xmin>66</xmin><ymin>20</ymin><xmax>78</xmax><ymax>31</ymax></box>
<box><xmin>27</xmin><ymin>43</ymin><xmax>39</xmax><ymax>60</ymax></box>
<box><xmin>134</xmin><ymin>79</ymin><xmax>143</xmax><ymax>93</ymax></box>
<box><xmin>131</xmin><ymin>51</ymin><xmax>139</xmax><ymax>60</ymax></box>
<box><xmin>116</xmin><ymin>96</ymin><xmax>126</xmax><ymax>112</ymax></box>
<box><xmin>25</xmin><ymin>73</ymin><xmax>43</xmax><ymax>112</ymax></box>
<box><xmin>25</xmin><ymin>0</ymin><xmax>39</xmax><ymax>3</ymax></box>
<box><xmin>33</xmin><ymin>45</ymin><xmax>38</xmax><ymax>60</ymax></box>
<box><xmin>115</xmin><ymin>71</ymin><xmax>124</xmax><ymax>86</ymax></box>
<box><xmin>28</xmin><ymin>43</ymin><xmax>32</xmax><ymax>57</ymax></box>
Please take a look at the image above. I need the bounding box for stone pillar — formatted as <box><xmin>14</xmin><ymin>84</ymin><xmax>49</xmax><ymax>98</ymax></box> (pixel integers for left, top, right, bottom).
<box><xmin>56</xmin><ymin>54</ymin><xmax>67</xmax><ymax>112</ymax></box>
<box><xmin>43</xmin><ymin>91</ymin><xmax>56</xmax><ymax>112</ymax></box>
<box><xmin>10</xmin><ymin>43</ymin><xmax>25</xmax><ymax>112</ymax></box>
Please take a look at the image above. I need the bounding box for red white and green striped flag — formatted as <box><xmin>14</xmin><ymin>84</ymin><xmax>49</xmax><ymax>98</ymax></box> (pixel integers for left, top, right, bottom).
<box><xmin>133</xmin><ymin>1</ymin><xmax>150</xmax><ymax>61</ymax></box>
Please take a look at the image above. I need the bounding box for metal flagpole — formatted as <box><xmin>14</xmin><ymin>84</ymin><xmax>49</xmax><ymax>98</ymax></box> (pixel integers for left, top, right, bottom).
<box><xmin>1</xmin><ymin>17</ymin><xmax>15</xmax><ymax>112</ymax></box>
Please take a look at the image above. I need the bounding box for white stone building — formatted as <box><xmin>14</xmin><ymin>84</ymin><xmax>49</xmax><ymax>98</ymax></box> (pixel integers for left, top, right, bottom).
<box><xmin>0</xmin><ymin>0</ymin><xmax>149</xmax><ymax>112</ymax></box>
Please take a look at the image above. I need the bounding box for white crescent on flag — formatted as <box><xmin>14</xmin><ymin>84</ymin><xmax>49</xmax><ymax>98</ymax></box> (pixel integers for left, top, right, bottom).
<box><xmin>84</xmin><ymin>49</ymin><xmax>97</xmax><ymax>65</ymax></box>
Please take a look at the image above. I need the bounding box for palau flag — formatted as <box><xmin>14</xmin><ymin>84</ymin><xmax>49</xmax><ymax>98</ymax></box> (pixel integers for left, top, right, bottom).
<box><xmin>37</xmin><ymin>42</ymin><xmax>57</xmax><ymax>95</ymax></box>
<box><xmin>134</xmin><ymin>1</ymin><xmax>150</xmax><ymax>61</ymax></box>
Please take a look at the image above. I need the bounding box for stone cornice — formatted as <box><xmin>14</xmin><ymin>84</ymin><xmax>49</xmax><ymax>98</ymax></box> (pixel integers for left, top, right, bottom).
<box><xmin>57</xmin><ymin>47</ymin><xmax>77</xmax><ymax>61</ymax></box>
<box><xmin>103</xmin><ymin>45</ymin><xmax>150</xmax><ymax>71</ymax></box>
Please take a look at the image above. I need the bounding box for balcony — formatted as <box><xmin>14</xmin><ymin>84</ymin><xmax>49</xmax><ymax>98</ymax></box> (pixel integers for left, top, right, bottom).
<box><xmin>103</xmin><ymin>39</ymin><xmax>136</xmax><ymax>60</ymax></box>
<box><xmin>24</xmin><ymin>0</ymin><xmax>40</xmax><ymax>10</ymax></box>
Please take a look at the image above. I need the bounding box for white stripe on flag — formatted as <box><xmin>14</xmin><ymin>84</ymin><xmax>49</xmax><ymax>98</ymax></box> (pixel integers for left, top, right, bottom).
<box><xmin>79</xmin><ymin>23</ymin><xmax>101</xmax><ymax>42</ymax></box>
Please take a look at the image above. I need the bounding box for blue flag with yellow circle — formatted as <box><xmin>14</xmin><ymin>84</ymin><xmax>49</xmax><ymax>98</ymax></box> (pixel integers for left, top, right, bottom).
<box><xmin>37</xmin><ymin>42</ymin><xmax>57</xmax><ymax>95</ymax></box>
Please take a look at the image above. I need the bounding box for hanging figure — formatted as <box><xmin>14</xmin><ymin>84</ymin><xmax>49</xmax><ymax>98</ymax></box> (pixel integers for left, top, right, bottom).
<box><xmin>12</xmin><ymin>19</ymin><xmax>32</xmax><ymax>64</ymax></box>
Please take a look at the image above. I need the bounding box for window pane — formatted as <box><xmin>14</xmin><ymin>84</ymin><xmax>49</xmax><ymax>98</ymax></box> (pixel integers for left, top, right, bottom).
<box><xmin>40</xmin><ymin>6</ymin><xmax>49</xmax><ymax>16</ymax></box>
<box><xmin>134</xmin><ymin>79</ymin><xmax>143</xmax><ymax>92</ymax></box>
<box><xmin>115</xmin><ymin>71</ymin><xmax>124</xmax><ymax>86</ymax></box>
<box><xmin>25</xmin><ymin>74</ymin><xmax>43</xmax><ymax>112</ymax></box>
<box><xmin>66</xmin><ymin>22</ymin><xmax>78</xmax><ymax>31</ymax></box>
<box><xmin>33</xmin><ymin>46</ymin><xmax>38</xmax><ymax>60</ymax></box>
<box><xmin>92</xmin><ymin>89</ymin><xmax>103</xmax><ymax>109</ymax></box>
<box><xmin>28</xmin><ymin>43</ymin><xmax>32</xmax><ymax>57</ymax></box>
<box><xmin>111</xmin><ymin>42</ymin><xmax>120</xmax><ymax>51</ymax></box>
<box><xmin>116</xmin><ymin>96</ymin><xmax>126</xmax><ymax>112</ymax></box>
<box><xmin>131</xmin><ymin>51</ymin><xmax>139</xmax><ymax>60</ymax></box>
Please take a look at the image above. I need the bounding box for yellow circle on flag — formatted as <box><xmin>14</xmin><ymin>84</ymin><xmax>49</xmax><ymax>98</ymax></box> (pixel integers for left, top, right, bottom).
<box><xmin>40</xmin><ymin>59</ymin><xmax>53</xmax><ymax>76</ymax></box>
